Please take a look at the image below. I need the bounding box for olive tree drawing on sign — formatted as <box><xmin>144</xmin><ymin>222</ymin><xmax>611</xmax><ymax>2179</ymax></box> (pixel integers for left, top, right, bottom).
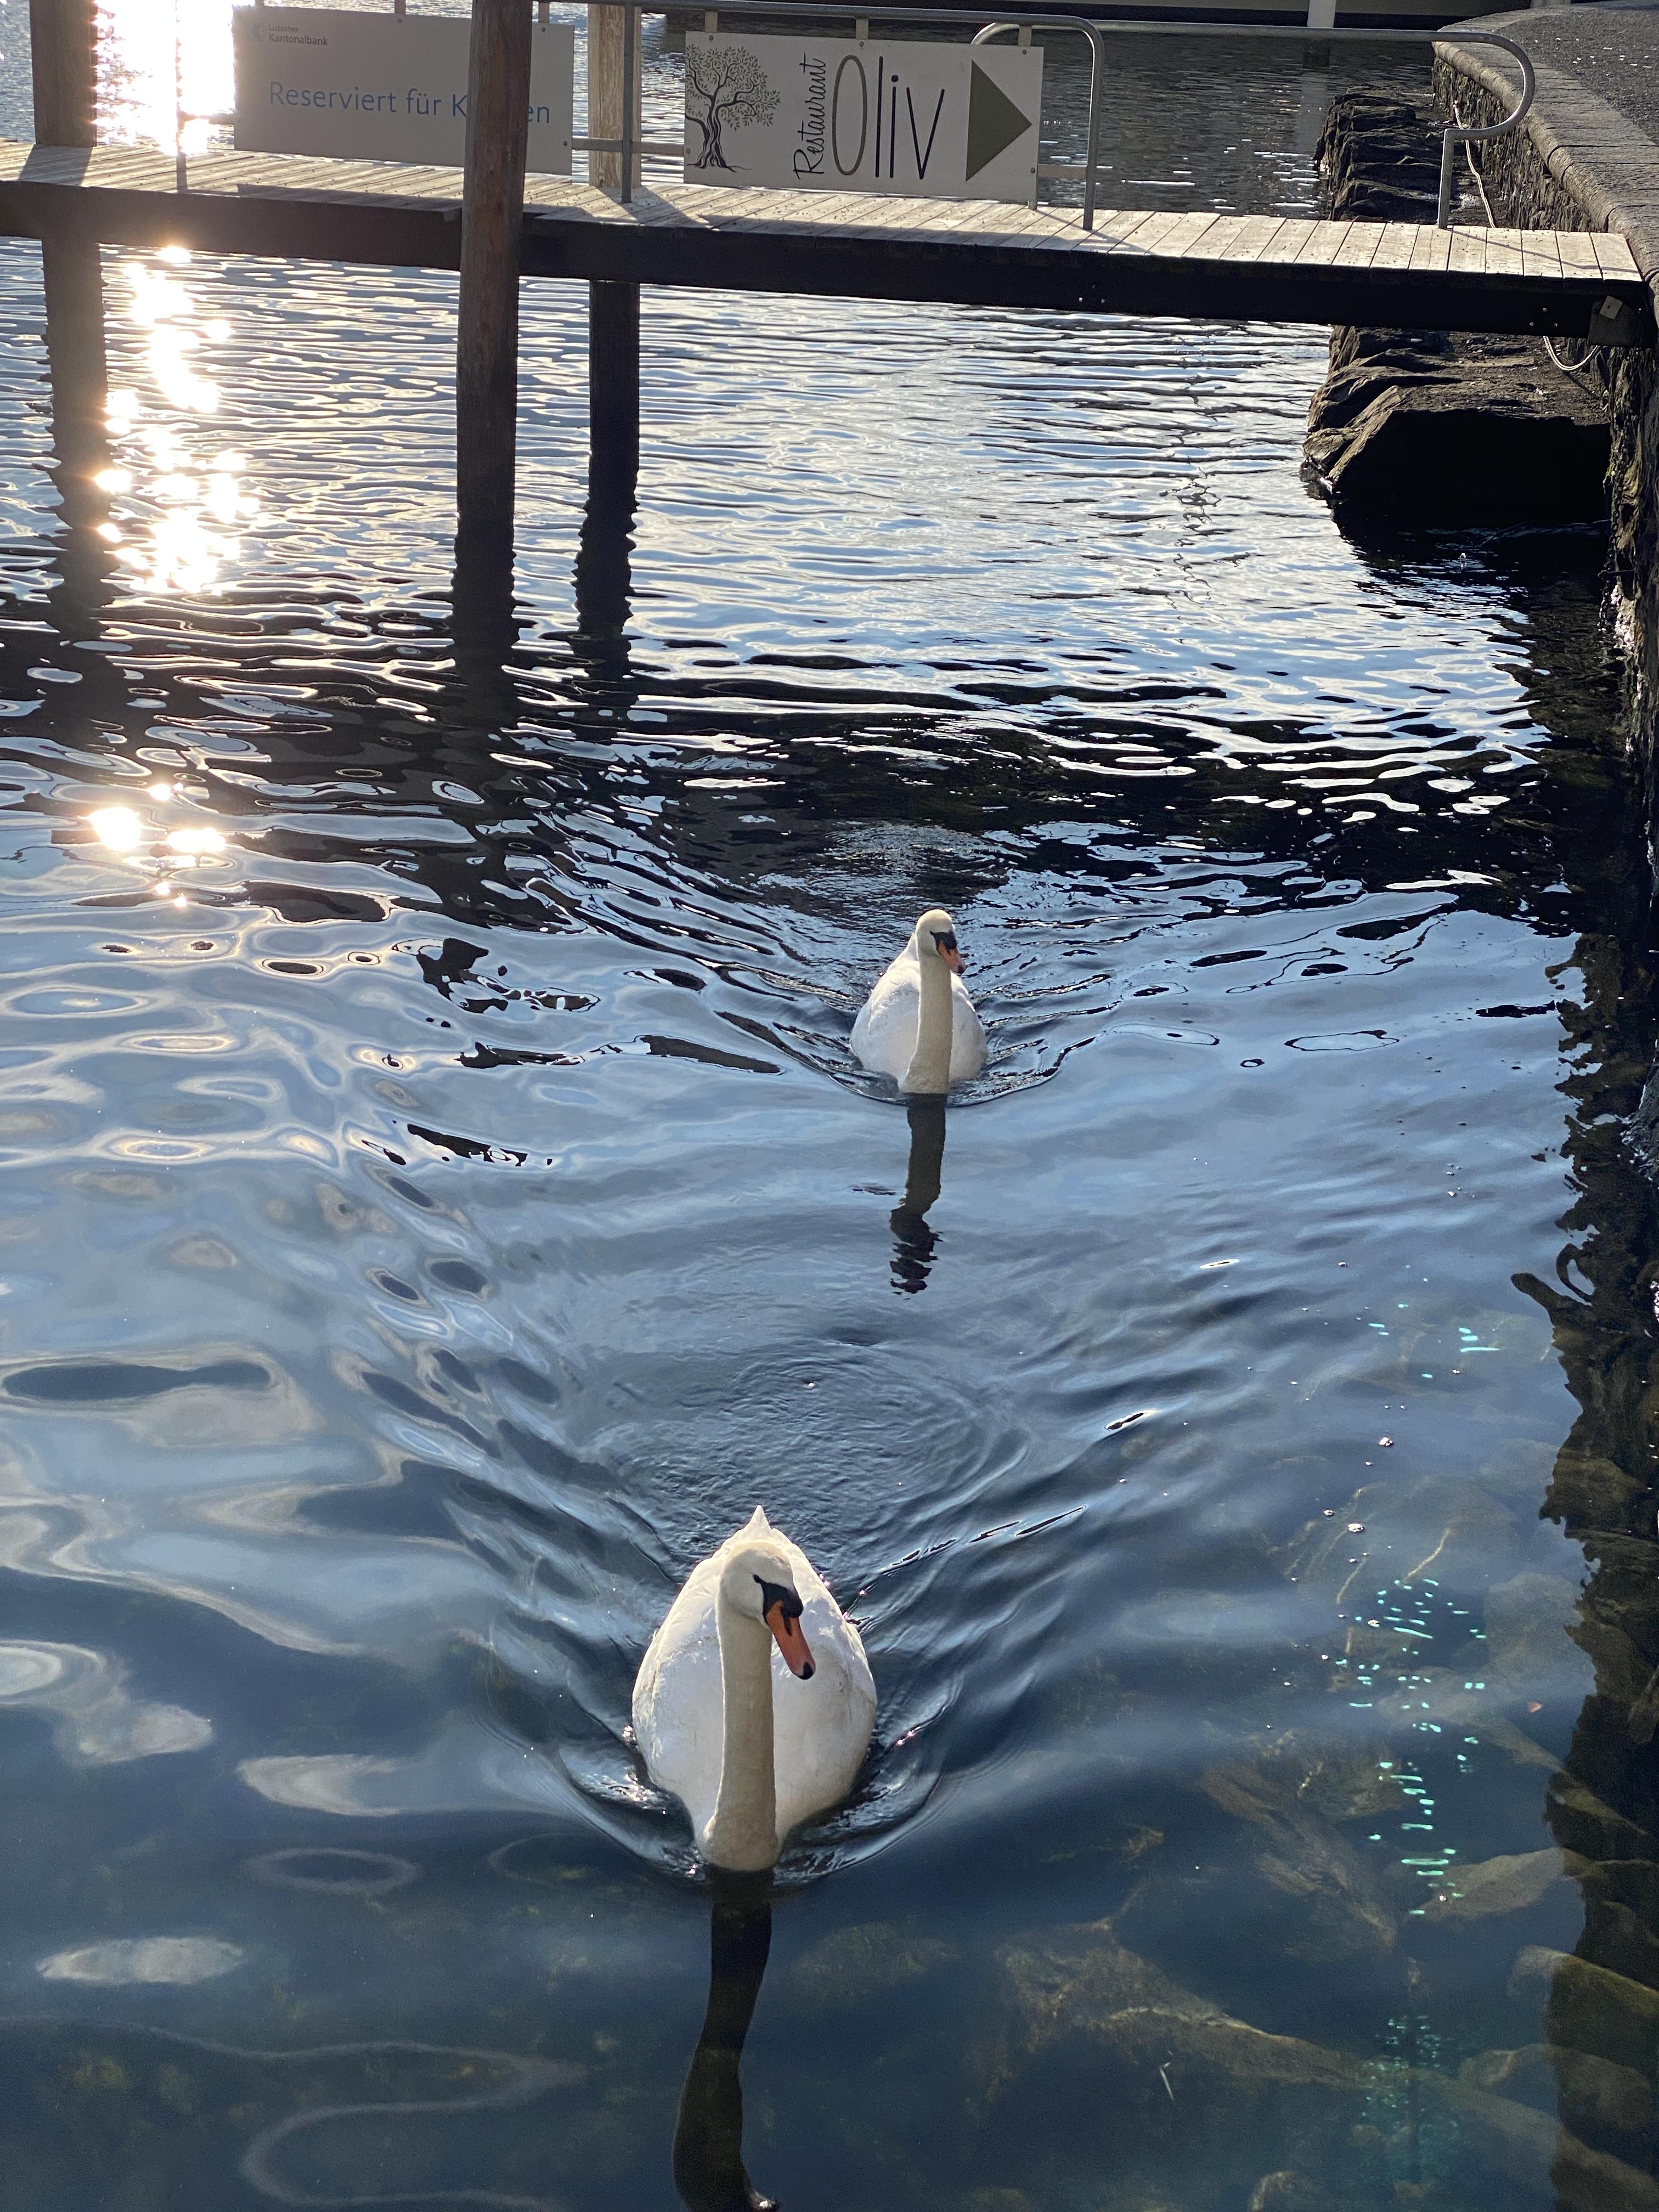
<box><xmin>685</xmin><ymin>42</ymin><xmax>778</xmax><ymax>171</ymax></box>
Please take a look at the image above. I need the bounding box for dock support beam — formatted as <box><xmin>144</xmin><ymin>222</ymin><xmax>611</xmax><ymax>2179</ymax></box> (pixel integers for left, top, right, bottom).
<box><xmin>456</xmin><ymin>0</ymin><xmax>531</xmax><ymax>576</ymax></box>
<box><xmin>30</xmin><ymin>0</ymin><xmax>97</xmax><ymax>146</ymax></box>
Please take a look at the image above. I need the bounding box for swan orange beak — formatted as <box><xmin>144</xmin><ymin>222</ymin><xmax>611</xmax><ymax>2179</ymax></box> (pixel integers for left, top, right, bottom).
<box><xmin>766</xmin><ymin>1601</ymin><xmax>815</xmax><ymax>1680</ymax></box>
<box><xmin>939</xmin><ymin>947</ymin><xmax>963</xmax><ymax>975</ymax></box>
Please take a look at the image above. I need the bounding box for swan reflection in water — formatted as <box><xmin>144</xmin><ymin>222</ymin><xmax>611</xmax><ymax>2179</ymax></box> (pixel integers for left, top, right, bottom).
<box><xmin>673</xmin><ymin>1874</ymin><xmax>778</xmax><ymax>2212</ymax></box>
<box><xmin>890</xmin><ymin>1100</ymin><xmax>947</xmax><ymax>1295</ymax></box>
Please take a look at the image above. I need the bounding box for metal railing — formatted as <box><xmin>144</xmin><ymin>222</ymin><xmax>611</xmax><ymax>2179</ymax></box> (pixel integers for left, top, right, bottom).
<box><xmin>177</xmin><ymin>5</ymin><xmax>1538</xmax><ymax>235</ymax></box>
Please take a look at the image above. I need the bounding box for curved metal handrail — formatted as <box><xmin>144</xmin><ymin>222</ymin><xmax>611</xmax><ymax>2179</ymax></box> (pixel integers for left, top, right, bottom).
<box><xmin>971</xmin><ymin>18</ymin><xmax>1105</xmax><ymax>232</ymax></box>
<box><xmin>1430</xmin><ymin>30</ymin><xmax>1535</xmax><ymax>228</ymax></box>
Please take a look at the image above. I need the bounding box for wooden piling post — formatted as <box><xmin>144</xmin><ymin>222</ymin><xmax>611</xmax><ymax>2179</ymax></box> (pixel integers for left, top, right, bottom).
<box><xmin>29</xmin><ymin>0</ymin><xmax>97</xmax><ymax>146</ymax></box>
<box><xmin>456</xmin><ymin>0</ymin><xmax>532</xmax><ymax>567</ymax></box>
<box><xmin>586</xmin><ymin>3</ymin><xmax>641</xmax><ymax>195</ymax></box>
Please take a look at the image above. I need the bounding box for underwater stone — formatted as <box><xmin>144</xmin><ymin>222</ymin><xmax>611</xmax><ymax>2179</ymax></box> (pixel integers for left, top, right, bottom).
<box><xmin>1285</xmin><ymin>1475</ymin><xmax>1514</xmax><ymax>1604</ymax></box>
<box><xmin>1510</xmin><ymin>1945</ymin><xmax>1659</xmax><ymax>2075</ymax></box>
<box><xmin>1583</xmin><ymin>1895</ymin><xmax>1659</xmax><ymax>1992</ymax></box>
<box><xmin>1245</xmin><ymin>2171</ymin><xmax>1335</xmax><ymax>2212</ymax></box>
<box><xmin>1548</xmin><ymin>1773</ymin><xmax>1659</xmax><ymax>1864</ymax></box>
<box><xmin>1461</xmin><ymin>2040</ymin><xmax>1656</xmax><ymax>2152</ymax></box>
<box><xmin>1424</xmin><ymin>1848</ymin><xmax>1585</xmax><ymax>1922</ymax></box>
<box><xmin>1285</xmin><ymin>1753</ymin><xmax>1406</xmax><ymax>1824</ymax></box>
<box><xmin>1477</xmin><ymin>1440</ymin><xmax>1559</xmax><ymax>1506</ymax></box>
<box><xmin>784</xmin><ymin>1921</ymin><xmax>955</xmax><ymax>2011</ymax></box>
<box><xmin>1198</xmin><ymin>1764</ymin><xmax>1396</xmax><ymax>1957</ymax></box>
<box><xmin>1434</xmin><ymin>2076</ymin><xmax>1659</xmax><ymax>2212</ymax></box>
<box><xmin>1544</xmin><ymin>1449</ymin><xmax>1646</xmax><ymax>1534</ymax></box>
<box><xmin>1483</xmin><ymin>1574</ymin><xmax>1584</xmax><ymax>1697</ymax></box>
<box><xmin>995</xmin><ymin>1919</ymin><xmax>1364</xmax><ymax>2091</ymax></box>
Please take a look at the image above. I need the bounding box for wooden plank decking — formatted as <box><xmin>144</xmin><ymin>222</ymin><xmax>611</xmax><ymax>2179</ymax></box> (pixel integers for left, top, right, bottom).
<box><xmin>0</xmin><ymin>139</ymin><xmax>1649</xmax><ymax>341</ymax></box>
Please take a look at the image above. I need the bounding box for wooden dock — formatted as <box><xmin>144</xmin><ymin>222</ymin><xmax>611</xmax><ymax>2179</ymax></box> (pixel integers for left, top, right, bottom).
<box><xmin>0</xmin><ymin>139</ymin><xmax>1648</xmax><ymax>343</ymax></box>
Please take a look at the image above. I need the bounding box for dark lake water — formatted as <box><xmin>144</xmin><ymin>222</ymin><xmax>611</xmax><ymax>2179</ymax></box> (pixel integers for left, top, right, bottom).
<box><xmin>1</xmin><ymin>10</ymin><xmax>1657</xmax><ymax>2211</ymax></box>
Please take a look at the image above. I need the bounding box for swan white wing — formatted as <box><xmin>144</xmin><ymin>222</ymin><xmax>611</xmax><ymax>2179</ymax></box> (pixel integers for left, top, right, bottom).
<box><xmin>947</xmin><ymin>975</ymin><xmax>988</xmax><ymax>1081</ymax></box>
<box><xmin>851</xmin><ymin>949</ymin><xmax>987</xmax><ymax>1085</ymax></box>
<box><xmin>850</xmin><ymin>947</ymin><xmax>921</xmax><ymax>1080</ymax></box>
<box><xmin>770</xmin><ymin>1530</ymin><xmax>877</xmax><ymax>1841</ymax></box>
<box><xmin>631</xmin><ymin>1555</ymin><xmax>725</xmax><ymax>1841</ymax></box>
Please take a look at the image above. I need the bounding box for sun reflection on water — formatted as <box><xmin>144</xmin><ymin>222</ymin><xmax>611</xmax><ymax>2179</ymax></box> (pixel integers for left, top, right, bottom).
<box><xmin>98</xmin><ymin>247</ymin><xmax>259</xmax><ymax>596</ymax></box>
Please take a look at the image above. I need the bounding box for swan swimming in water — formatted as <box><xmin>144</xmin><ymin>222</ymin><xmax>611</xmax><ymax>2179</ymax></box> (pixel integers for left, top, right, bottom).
<box><xmin>850</xmin><ymin>907</ymin><xmax>988</xmax><ymax>1093</ymax></box>
<box><xmin>632</xmin><ymin>1509</ymin><xmax>877</xmax><ymax>1872</ymax></box>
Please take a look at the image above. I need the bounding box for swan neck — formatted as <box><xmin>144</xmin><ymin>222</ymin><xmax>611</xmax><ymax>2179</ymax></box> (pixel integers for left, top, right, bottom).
<box><xmin>703</xmin><ymin>1601</ymin><xmax>778</xmax><ymax>1872</ymax></box>
<box><xmin>902</xmin><ymin>946</ymin><xmax>953</xmax><ymax>1095</ymax></box>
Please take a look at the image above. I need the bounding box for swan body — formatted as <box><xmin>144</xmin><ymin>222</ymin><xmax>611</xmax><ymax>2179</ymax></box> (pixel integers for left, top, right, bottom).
<box><xmin>851</xmin><ymin>907</ymin><xmax>987</xmax><ymax>1092</ymax></box>
<box><xmin>633</xmin><ymin>1508</ymin><xmax>876</xmax><ymax>1870</ymax></box>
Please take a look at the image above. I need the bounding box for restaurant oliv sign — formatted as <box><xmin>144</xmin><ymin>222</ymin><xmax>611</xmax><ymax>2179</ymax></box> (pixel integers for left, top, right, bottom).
<box><xmin>683</xmin><ymin>33</ymin><xmax>1042</xmax><ymax>202</ymax></box>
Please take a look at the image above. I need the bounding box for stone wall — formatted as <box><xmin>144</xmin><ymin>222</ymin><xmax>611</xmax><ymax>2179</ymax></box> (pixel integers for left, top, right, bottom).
<box><xmin>1307</xmin><ymin>89</ymin><xmax>1611</xmax><ymax>528</ymax></box>
<box><xmin>1434</xmin><ymin>45</ymin><xmax>1659</xmax><ymax>815</ymax></box>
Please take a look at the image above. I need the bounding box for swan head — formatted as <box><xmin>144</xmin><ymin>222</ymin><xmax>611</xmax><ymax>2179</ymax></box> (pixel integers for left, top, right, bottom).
<box><xmin>913</xmin><ymin>907</ymin><xmax>963</xmax><ymax>976</ymax></box>
<box><xmin>719</xmin><ymin>1539</ymin><xmax>815</xmax><ymax>1680</ymax></box>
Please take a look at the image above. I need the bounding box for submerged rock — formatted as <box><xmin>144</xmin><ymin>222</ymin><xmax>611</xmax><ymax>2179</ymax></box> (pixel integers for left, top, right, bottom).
<box><xmin>783</xmin><ymin>1920</ymin><xmax>956</xmax><ymax>2010</ymax></box>
<box><xmin>1197</xmin><ymin>1764</ymin><xmax>1396</xmax><ymax>1959</ymax></box>
<box><xmin>1435</xmin><ymin>2074</ymin><xmax>1659</xmax><ymax>2212</ymax></box>
<box><xmin>989</xmin><ymin>1917</ymin><xmax>1659</xmax><ymax>2209</ymax></box>
<box><xmin>1543</xmin><ymin>1447</ymin><xmax>1648</xmax><ymax>1535</ymax></box>
<box><xmin>995</xmin><ymin>1917</ymin><xmax>1367</xmax><ymax>2085</ymax></box>
<box><xmin>1548</xmin><ymin>1771</ymin><xmax>1659</xmax><ymax>1863</ymax></box>
<box><xmin>1484</xmin><ymin>1573</ymin><xmax>1584</xmax><ymax>1699</ymax></box>
<box><xmin>1246</xmin><ymin>2175</ymin><xmax>1334</xmax><ymax>2212</ymax></box>
<box><xmin>1424</xmin><ymin>1847</ymin><xmax>1585</xmax><ymax>1922</ymax></box>
<box><xmin>1288</xmin><ymin>1752</ymin><xmax>1406</xmax><ymax>1825</ymax></box>
<box><xmin>1476</xmin><ymin>1438</ymin><xmax>1559</xmax><ymax>1508</ymax></box>
<box><xmin>1510</xmin><ymin>1944</ymin><xmax>1659</xmax><ymax>2075</ymax></box>
<box><xmin>1285</xmin><ymin>1474</ymin><xmax>1514</xmax><ymax>1605</ymax></box>
<box><xmin>1459</xmin><ymin>2041</ymin><xmax>1656</xmax><ymax>2155</ymax></box>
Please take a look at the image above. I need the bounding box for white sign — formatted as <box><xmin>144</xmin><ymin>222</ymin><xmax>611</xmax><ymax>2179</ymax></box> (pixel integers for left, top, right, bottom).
<box><xmin>233</xmin><ymin>7</ymin><xmax>574</xmax><ymax>174</ymax></box>
<box><xmin>683</xmin><ymin>32</ymin><xmax>1041</xmax><ymax>204</ymax></box>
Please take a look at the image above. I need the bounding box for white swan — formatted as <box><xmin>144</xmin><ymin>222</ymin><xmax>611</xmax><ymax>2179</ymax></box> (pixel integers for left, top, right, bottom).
<box><xmin>632</xmin><ymin>1508</ymin><xmax>876</xmax><ymax>1872</ymax></box>
<box><xmin>850</xmin><ymin>906</ymin><xmax>988</xmax><ymax>1093</ymax></box>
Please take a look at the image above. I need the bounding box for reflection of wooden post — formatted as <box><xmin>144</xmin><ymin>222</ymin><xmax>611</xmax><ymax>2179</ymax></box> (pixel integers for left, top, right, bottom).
<box><xmin>590</xmin><ymin>278</ymin><xmax>639</xmax><ymax>488</ymax></box>
<box><xmin>42</xmin><ymin>226</ymin><xmax>110</xmax><ymax>598</ymax></box>
<box><xmin>30</xmin><ymin>0</ymin><xmax>97</xmax><ymax>145</ymax></box>
<box><xmin>586</xmin><ymin>4</ymin><xmax>640</xmax><ymax>194</ymax></box>
<box><xmin>583</xmin><ymin>0</ymin><xmax>642</xmax><ymax>656</ymax></box>
<box><xmin>575</xmin><ymin>278</ymin><xmax>639</xmax><ymax>654</ymax></box>
<box><xmin>456</xmin><ymin>0</ymin><xmax>531</xmax><ymax>566</ymax></box>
